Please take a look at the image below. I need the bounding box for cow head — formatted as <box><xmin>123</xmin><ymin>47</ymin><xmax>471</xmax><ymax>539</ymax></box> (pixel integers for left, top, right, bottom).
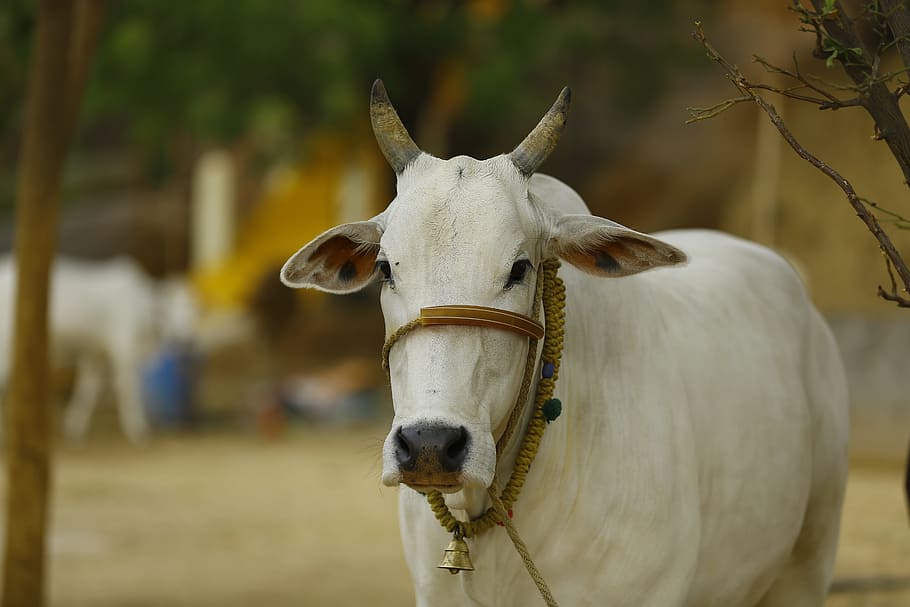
<box><xmin>281</xmin><ymin>81</ymin><xmax>685</xmax><ymax>497</ymax></box>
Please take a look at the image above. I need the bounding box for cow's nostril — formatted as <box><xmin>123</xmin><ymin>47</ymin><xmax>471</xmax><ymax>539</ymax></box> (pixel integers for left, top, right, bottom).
<box><xmin>446</xmin><ymin>427</ymin><xmax>467</xmax><ymax>460</ymax></box>
<box><xmin>440</xmin><ymin>426</ymin><xmax>469</xmax><ymax>472</ymax></box>
<box><xmin>395</xmin><ymin>427</ymin><xmax>416</xmax><ymax>470</ymax></box>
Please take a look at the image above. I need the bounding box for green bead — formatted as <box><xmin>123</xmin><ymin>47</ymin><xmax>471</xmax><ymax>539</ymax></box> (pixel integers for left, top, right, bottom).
<box><xmin>542</xmin><ymin>398</ymin><xmax>562</xmax><ymax>422</ymax></box>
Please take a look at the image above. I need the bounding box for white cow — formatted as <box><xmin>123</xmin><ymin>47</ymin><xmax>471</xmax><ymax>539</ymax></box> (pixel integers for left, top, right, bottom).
<box><xmin>0</xmin><ymin>256</ymin><xmax>196</xmax><ymax>443</ymax></box>
<box><xmin>281</xmin><ymin>81</ymin><xmax>848</xmax><ymax>606</ymax></box>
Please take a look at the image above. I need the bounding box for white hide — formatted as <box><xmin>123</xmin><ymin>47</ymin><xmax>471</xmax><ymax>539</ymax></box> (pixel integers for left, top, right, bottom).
<box><xmin>0</xmin><ymin>256</ymin><xmax>197</xmax><ymax>444</ymax></box>
<box><xmin>283</xmin><ymin>155</ymin><xmax>848</xmax><ymax>606</ymax></box>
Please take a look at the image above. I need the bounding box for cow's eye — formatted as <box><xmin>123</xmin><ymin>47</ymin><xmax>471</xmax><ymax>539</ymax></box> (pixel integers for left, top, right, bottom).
<box><xmin>505</xmin><ymin>259</ymin><xmax>532</xmax><ymax>289</ymax></box>
<box><xmin>376</xmin><ymin>260</ymin><xmax>393</xmax><ymax>285</ymax></box>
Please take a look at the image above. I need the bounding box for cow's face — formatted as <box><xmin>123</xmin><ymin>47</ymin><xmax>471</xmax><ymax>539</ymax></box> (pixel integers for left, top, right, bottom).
<box><xmin>281</xmin><ymin>81</ymin><xmax>685</xmax><ymax>496</ymax></box>
<box><xmin>374</xmin><ymin>152</ymin><xmax>549</xmax><ymax>493</ymax></box>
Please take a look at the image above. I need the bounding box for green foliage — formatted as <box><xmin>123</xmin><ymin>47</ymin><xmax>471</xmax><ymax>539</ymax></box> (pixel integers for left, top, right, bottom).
<box><xmin>0</xmin><ymin>0</ymin><xmax>714</xmax><ymax>181</ymax></box>
<box><xmin>820</xmin><ymin>35</ymin><xmax>863</xmax><ymax>67</ymax></box>
<box><xmin>0</xmin><ymin>0</ymin><xmax>33</xmax><ymax>146</ymax></box>
<box><xmin>87</xmin><ymin>1</ymin><xmax>412</xmax><ymax>153</ymax></box>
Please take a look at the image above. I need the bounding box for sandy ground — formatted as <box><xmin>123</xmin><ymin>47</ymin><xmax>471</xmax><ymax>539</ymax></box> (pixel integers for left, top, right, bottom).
<box><xmin>0</xmin><ymin>425</ymin><xmax>907</xmax><ymax>606</ymax></box>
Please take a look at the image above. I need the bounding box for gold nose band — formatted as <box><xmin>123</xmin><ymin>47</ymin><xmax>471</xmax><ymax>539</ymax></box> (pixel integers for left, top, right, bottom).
<box><xmin>418</xmin><ymin>305</ymin><xmax>545</xmax><ymax>340</ymax></box>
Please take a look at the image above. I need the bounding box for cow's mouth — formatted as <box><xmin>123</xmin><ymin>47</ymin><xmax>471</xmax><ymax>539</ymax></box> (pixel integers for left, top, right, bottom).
<box><xmin>400</xmin><ymin>470</ymin><xmax>463</xmax><ymax>493</ymax></box>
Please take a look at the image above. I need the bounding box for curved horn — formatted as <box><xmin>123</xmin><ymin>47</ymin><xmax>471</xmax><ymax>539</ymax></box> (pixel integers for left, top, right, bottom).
<box><xmin>509</xmin><ymin>87</ymin><xmax>571</xmax><ymax>176</ymax></box>
<box><xmin>370</xmin><ymin>79</ymin><xmax>422</xmax><ymax>174</ymax></box>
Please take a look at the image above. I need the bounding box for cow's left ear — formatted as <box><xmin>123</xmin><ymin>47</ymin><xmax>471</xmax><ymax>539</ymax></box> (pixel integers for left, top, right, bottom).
<box><xmin>549</xmin><ymin>214</ymin><xmax>687</xmax><ymax>277</ymax></box>
<box><xmin>281</xmin><ymin>220</ymin><xmax>383</xmax><ymax>293</ymax></box>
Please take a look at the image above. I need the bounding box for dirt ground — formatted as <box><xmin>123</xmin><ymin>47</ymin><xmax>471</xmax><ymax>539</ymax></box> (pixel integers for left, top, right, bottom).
<box><xmin>1</xmin><ymin>425</ymin><xmax>908</xmax><ymax>607</ymax></box>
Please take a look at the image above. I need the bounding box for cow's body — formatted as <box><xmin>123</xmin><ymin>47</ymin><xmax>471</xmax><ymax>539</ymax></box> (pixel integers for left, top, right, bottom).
<box><xmin>397</xmin><ymin>174</ymin><xmax>848</xmax><ymax>606</ymax></box>
<box><xmin>281</xmin><ymin>82</ymin><xmax>848</xmax><ymax>606</ymax></box>
<box><xmin>0</xmin><ymin>256</ymin><xmax>196</xmax><ymax>443</ymax></box>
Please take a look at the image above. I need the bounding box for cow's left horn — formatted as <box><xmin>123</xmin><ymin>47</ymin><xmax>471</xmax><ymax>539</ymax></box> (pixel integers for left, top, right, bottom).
<box><xmin>509</xmin><ymin>87</ymin><xmax>571</xmax><ymax>177</ymax></box>
<box><xmin>370</xmin><ymin>79</ymin><xmax>422</xmax><ymax>174</ymax></box>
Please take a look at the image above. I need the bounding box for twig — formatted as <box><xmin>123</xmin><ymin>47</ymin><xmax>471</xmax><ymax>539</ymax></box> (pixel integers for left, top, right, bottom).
<box><xmin>750</xmin><ymin>53</ymin><xmax>910</xmax><ymax>109</ymax></box>
<box><xmin>753</xmin><ymin>53</ymin><xmax>858</xmax><ymax>108</ymax></box>
<box><xmin>878</xmin><ymin>256</ymin><xmax>910</xmax><ymax>307</ymax></box>
<box><xmin>861</xmin><ymin>198</ymin><xmax>910</xmax><ymax>227</ymax></box>
<box><xmin>686</xmin><ymin>97</ymin><xmax>752</xmax><ymax>123</ymax></box>
<box><xmin>691</xmin><ymin>21</ymin><xmax>910</xmax><ymax>308</ymax></box>
<box><xmin>747</xmin><ymin>80</ymin><xmax>863</xmax><ymax>109</ymax></box>
<box><xmin>803</xmin><ymin>71</ymin><xmax>866</xmax><ymax>92</ymax></box>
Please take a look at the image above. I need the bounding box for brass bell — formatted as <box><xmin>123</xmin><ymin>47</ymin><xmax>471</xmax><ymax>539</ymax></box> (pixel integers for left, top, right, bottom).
<box><xmin>437</xmin><ymin>534</ymin><xmax>474</xmax><ymax>574</ymax></box>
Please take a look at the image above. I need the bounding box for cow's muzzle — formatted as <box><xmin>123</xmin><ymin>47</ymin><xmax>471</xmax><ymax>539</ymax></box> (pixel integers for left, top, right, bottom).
<box><xmin>395</xmin><ymin>423</ymin><xmax>469</xmax><ymax>491</ymax></box>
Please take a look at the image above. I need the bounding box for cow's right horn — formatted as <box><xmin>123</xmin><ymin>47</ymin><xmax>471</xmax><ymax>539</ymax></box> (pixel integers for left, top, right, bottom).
<box><xmin>370</xmin><ymin>79</ymin><xmax>422</xmax><ymax>175</ymax></box>
<box><xmin>509</xmin><ymin>87</ymin><xmax>571</xmax><ymax>177</ymax></box>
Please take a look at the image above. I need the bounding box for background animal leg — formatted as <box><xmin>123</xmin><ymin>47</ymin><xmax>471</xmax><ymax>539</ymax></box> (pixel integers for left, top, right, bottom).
<box><xmin>63</xmin><ymin>354</ymin><xmax>105</xmax><ymax>443</ymax></box>
<box><xmin>112</xmin><ymin>356</ymin><xmax>149</xmax><ymax>444</ymax></box>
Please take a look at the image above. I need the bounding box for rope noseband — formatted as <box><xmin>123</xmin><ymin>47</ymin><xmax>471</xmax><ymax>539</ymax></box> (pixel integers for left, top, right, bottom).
<box><xmin>381</xmin><ymin>258</ymin><xmax>566</xmax><ymax>606</ymax></box>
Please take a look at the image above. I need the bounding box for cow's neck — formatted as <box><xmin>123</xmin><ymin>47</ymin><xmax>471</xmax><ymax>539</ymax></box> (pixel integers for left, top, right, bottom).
<box><xmin>494</xmin><ymin>354</ymin><xmax>544</xmax><ymax>479</ymax></box>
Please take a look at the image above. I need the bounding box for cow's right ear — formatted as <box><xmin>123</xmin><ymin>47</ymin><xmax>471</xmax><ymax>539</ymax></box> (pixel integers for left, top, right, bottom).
<box><xmin>280</xmin><ymin>220</ymin><xmax>383</xmax><ymax>294</ymax></box>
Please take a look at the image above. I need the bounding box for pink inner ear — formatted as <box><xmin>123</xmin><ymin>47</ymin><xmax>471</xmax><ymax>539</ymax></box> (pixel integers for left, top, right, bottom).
<box><xmin>560</xmin><ymin>237</ymin><xmax>670</xmax><ymax>277</ymax></box>
<box><xmin>560</xmin><ymin>239</ymin><xmax>623</xmax><ymax>275</ymax></box>
<box><xmin>312</xmin><ymin>235</ymin><xmax>378</xmax><ymax>284</ymax></box>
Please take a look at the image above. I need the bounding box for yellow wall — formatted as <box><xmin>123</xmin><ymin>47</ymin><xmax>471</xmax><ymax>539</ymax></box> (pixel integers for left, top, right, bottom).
<box><xmin>194</xmin><ymin>136</ymin><xmax>389</xmax><ymax>310</ymax></box>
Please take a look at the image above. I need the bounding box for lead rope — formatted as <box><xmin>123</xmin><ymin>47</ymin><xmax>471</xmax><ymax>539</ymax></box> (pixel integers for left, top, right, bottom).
<box><xmin>381</xmin><ymin>259</ymin><xmax>566</xmax><ymax>607</ymax></box>
<box><xmin>489</xmin><ymin>479</ymin><xmax>559</xmax><ymax>607</ymax></box>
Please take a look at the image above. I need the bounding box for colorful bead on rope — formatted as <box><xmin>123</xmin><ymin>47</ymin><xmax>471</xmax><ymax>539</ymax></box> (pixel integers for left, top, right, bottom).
<box><xmin>542</xmin><ymin>398</ymin><xmax>562</xmax><ymax>423</ymax></box>
<box><xmin>541</xmin><ymin>362</ymin><xmax>555</xmax><ymax>379</ymax></box>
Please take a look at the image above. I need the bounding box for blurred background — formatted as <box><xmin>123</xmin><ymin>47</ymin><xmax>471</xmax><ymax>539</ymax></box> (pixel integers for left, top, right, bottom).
<box><xmin>0</xmin><ymin>0</ymin><xmax>908</xmax><ymax>605</ymax></box>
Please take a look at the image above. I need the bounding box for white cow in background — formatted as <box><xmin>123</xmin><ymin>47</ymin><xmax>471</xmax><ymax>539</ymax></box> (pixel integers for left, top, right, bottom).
<box><xmin>281</xmin><ymin>82</ymin><xmax>849</xmax><ymax>606</ymax></box>
<box><xmin>0</xmin><ymin>256</ymin><xmax>197</xmax><ymax>443</ymax></box>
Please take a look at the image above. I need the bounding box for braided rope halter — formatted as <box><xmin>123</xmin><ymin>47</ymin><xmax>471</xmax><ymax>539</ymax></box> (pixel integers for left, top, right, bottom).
<box><xmin>380</xmin><ymin>258</ymin><xmax>567</xmax><ymax>606</ymax></box>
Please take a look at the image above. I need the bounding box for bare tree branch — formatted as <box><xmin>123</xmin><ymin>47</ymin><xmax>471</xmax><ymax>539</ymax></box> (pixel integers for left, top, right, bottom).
<box><xmin>751</xmin><ymin>48</ymin><xmax>910</xmax><ymax>108</ymax></box>
<box><xmin>691</xmin><ymin>21</ymin><xmax>910</xmax><ymax>308</ymax></box>
<box><xmin>752</xmin><ymin>53</ymin><xmax>865</xmax><ymax>108</ymax></box>
<box><xmin>686</xmin><ymin>97</ymin><xmax>753</xmax><ymax>123</ymax></box>
<box><xmin>879</xmin><ymin>256</ymin><xmax>910</xmax><ymax>307</ymax></box>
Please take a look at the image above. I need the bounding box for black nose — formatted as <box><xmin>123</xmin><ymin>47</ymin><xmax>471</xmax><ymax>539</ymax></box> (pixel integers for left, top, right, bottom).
<box><xmin>395</xmin><ymin>424</ymin><xmax>469</xmax><ymax>472</ymax></box>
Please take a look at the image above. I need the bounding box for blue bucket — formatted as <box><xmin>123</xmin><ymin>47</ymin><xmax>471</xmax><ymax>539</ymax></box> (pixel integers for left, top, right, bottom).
<box><xmin>142</xmin><ymin>346</ymin><xmax>196</xmax><ymax>428</ymax></box>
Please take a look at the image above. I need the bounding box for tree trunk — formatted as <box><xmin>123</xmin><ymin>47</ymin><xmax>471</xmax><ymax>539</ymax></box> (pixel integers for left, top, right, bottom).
<box><xmin>878</xmin><ymin>0</ymin><xmax>910</xmax><ymax>70</ymax></box>
<box><xmin>810</xmin><ymin>0</ymin><xmax>910</xmax><ymax>186</ymax></box>
<box><xmin>2</xmin><ymin>2</ymin><xmax>105</xmax><ymax>606</ymax></box>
